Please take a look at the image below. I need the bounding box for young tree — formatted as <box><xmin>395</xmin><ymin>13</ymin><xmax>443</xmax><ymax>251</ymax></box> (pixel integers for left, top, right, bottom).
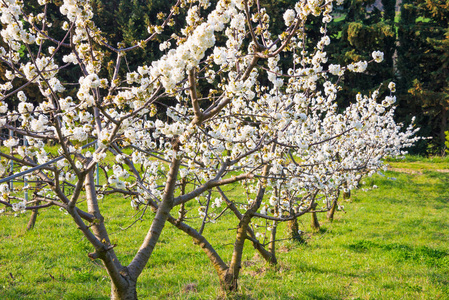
<box><xmin>0</xmin><ymin>0</ymin><xmax>417</xmax><ymax>298</ymax></box>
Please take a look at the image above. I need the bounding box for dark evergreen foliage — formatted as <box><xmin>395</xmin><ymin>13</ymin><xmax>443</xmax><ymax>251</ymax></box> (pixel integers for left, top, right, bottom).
<box><xmin>2</xmin><ymin>0</ymin><xmax>447</xmax><ymax>154</ymax></box>
<box><xmin>397</xmin><ymin>0</ymin><xmax>449</xmax><ymax>154</ymax></box>
<box><xmin>327</xmin><ymin>0</ymin><xmax>396</xmax><ymax>109</ymax></box>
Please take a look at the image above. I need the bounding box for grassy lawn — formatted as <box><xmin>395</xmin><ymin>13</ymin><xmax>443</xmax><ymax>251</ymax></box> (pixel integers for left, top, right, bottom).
<box><xmin>0</xmin><ymin>158</ymin><xmax>448</xmax><ymax>299</ymax></box>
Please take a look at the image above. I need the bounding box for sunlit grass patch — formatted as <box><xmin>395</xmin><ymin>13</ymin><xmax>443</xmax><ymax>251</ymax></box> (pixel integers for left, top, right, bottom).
<box><xmin>1</xmin><ymin>159</ymin><xmax>448</xmax><ymax>299</ymax></box>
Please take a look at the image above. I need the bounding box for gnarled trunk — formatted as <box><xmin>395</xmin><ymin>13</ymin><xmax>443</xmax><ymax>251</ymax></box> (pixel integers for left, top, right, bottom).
<box><xmin>222</xmin><ymin>271</ymin><xmax>239</xmax><ymax>292</ymax></box>
<box><xmin>111</xmin><ymin>278</ymin><xmax>137</xmax><ymax>300</ymax></box>
<box><xmin>287</xmin><ymin>217</ymin><xmax>305</xmax><ymax>243</ymax></box>
<box><xmin>287</xmin><ymin>217</ymin><xmax>299</xmax><ymax>239</ymax></box>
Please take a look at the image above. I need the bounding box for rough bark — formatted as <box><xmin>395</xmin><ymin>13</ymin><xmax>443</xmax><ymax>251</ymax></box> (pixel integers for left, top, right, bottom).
<box><xmin>287</xmin><ymin>217</ymin><xmax>302</xmax><ymax>242</ymax></box>
<box><xmin>111</xmin><ymin>278</ymin><xmax>137</xmax><ymax>300</ymax></box>
<box><xmin>327</xmin><ymin>200</ymin><xmax>337</xmax><ymax>222</ymax></box>
<box><xmin>310</xmin><ymin>202</ymin><xmax>320</xmax><ymax>231</ymax></box>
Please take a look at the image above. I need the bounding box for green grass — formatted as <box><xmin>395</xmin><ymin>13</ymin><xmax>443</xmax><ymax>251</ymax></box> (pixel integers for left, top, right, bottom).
<box><xmin>1</xmin><ymin>159</ymin><xmax>448</xmax><ymax>299</ymax></box>
<box><xmin>386</xmin><ymin>155</ymin><xmax>449</xmax><ymax>172</ymax></box>
<box><xmin>387</xmin><ymin>154</ymin><xmax>449</xmax><ymax>164</ymax></box>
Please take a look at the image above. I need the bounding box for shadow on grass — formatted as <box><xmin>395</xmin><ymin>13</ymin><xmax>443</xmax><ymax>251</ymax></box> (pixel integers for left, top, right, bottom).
<box><xmin>295</xmin><ymin>263</ymin><xmax>371</xmax><ymax>279</ymax></box>
<box><xmin>362</xmin><ymin>171</ymin><xmax>449</xmax><ymax>207</ymax></box>
<box><xmin>347</xmin><ymin>240</ymin><xmax>448</xmax><ymax>267</ymax></box>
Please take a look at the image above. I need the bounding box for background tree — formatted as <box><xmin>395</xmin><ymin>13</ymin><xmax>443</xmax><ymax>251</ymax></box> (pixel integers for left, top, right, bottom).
<box><xmin>397</xmin><ymin>0</ymin><xmax>449</xmax><ymax>154</ymax></box>
<box><xmin>91</xmin><ymin>0</ymin><xmax>179</xmax><ymax>73</ymax></box>
<box><xmin>328</xmin><ymin>0</ymin><xmax>396</xmax><ymax>109</ymax></box>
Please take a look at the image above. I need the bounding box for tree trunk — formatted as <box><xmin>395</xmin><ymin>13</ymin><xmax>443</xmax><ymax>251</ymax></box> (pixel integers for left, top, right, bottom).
<box><xmin>327</xmin><ymin>200</ymin><xmax>337</xmax><ymax>222</ymax></box>
<box><xmin>127</xmin><ymin>152</ymin><xmax>181</xmax><ymax>279</ymax></box>
<box><xmin>220</xmin><ymin>159</ymin><xmax>273</xmax><ymax>292</ymax></box>
<box><xmin>111</xmin><ymin>278</ymin><xmax>137</xmax><ymax>300</ymax></box>
<box><xmin>310</xmin><ymin>202</ymin><xmax>320</xmax><ymax>231</ymax></box>
<box><xmin>222</xmin><ymin>217</ymin><xmax>247</xmax><ymax>292</ymax></box>
<box><xmin>328</xmin><ymin>189</ymin><xmax>349</xmax><ymax>221</ymax></box>
<box><xmin>287</xmin><ymin>217</ymin><xmax>299</xmax><ymax>239</ymax></box>
<box><xmin>216</xmin><ymin>187</ymin><xmax>277</xmax><ymax>265</ymax></box>
<box><xmin>222</xmin><ymin>271</ymin><xmax>238</xmax><ymax>292</ymax></box>
<box><xmin>26</xmin><ymin>201</ymin><xmax>39</xmax><ymax>230</ymax></box>
<box><xmin>268</xmin><ymin>221</ymin><xmax>277</xmax><ymax>260</ymax></box>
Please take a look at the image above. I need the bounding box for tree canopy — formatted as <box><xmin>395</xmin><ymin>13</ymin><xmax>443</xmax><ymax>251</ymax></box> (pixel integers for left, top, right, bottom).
<box><xmin>0</xmin><ymin>0</ymin><xmax>419</xmax><ymax>299</ymax></box>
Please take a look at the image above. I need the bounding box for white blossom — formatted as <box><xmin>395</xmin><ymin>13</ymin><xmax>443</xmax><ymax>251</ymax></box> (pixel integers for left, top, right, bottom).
<box><xmin>372</xmin><ymin>51</ymin><xmax>384</xmax><ymax>63</ymax></box>
<box><xmin>3</xmin><ymin>138</ymin><xmax>19</xmax><ymax>148</ymax></box>
<box><xmin>283</xmin><ymin>9</ymin><xmax>296</xmax><ymax>26</ymax></box>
